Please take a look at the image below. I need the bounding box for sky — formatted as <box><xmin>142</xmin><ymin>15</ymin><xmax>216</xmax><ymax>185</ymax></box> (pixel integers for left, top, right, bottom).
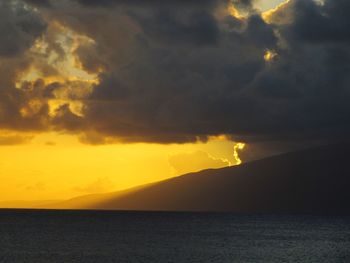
<box><xmin>1</xmin><ymin>0</ymin><xmax>350</xmax><ymax>202</ymax></box>
<box><xmin>256</xmin><ymin>0</ymin><xmax>285</xmax><ymax>11</ymax></box>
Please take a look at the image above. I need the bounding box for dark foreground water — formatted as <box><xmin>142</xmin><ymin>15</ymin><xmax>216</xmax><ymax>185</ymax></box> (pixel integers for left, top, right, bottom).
<box><xmin>0</xmin><ymin>210</ymin><xmax>349</xmax><ymax>263</ymax></box>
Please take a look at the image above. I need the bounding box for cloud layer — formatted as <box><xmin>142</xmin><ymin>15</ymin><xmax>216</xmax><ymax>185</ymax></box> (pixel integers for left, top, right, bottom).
<box><xmin>1</xmin><ymin>0</ymin><xmax>350</xmax><ymax>146</ymax></box>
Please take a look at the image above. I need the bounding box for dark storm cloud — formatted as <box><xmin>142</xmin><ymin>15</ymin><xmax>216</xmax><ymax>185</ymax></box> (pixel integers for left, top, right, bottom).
<box><xmin>0</xmin><ymin>1</ymin><xmax>49</xmax><ymax>133</ymax></box>
<box><xmin>129</xmin><ymin>8</ymin><xmax>220</xmax><ymax>46</ymax></box>
<box><xmin>0</xmin><ymin>1</ymin><xmax>46</xmax><ymax>57</ymax></box>
<box><xmin>75</xmin><ymin>0</ymin><xmax>226</xmax><ymax>7</ymax></box>
<box><xmin>286</xmin><ymin>0</ymin><xmax>350</xmax><ymax>44</ymax></box>
<box><xmin>68</xmin><ymin>0</ymin><xmax>277</xmax><ymax>143</ymax></box>
<box><xmin>232</xmin><ymin>0</ymin><xmax>255</xmax><ymax>10</ymax></box>
<box><xmin>73</xmin><ymin>0</ymin><xmax>255</xmax><ymax>8</ymax></box>
<box><xmin>4</xmin><ymin>0</ymin><xmax>350</xmax><ymax>146</ymax></box>
<box><xmin>249</xmin><ymin>0</ymin><xmax>350</xmax><ymax>140</ymax></box>
<box><xmin>23</xmin><ymin>0</ymin><xmax>52</xmax><ymax>8</ymax></box>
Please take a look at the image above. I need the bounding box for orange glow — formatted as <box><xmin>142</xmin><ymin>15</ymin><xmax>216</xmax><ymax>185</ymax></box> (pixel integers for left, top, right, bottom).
<box><xmin>0</xmin><ymin>133</ymin><xmax>246</xmax><ymax>203</ymax></box>
<box><xmin>264</xmin><ymin>50</ymin><xmax>278</xmax><ymax>62</ymax></box>
<box><xmin>228</xmin><ymin>4</ymin><xmax>245</xmax><ymax>20</ymax></box>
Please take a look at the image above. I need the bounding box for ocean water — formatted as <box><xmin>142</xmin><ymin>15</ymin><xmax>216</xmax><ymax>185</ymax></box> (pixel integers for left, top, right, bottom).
<box><xmin>0</xmin><ymin>210</ymin><xmax>349</xmax><ymax>263</ymax></box>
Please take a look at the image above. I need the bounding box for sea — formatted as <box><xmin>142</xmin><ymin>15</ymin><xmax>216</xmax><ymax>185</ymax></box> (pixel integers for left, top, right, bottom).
<box><xmin>0</xmin><ymin>210</ymin><xmax>349</xmax><ymax>262</ymax></box>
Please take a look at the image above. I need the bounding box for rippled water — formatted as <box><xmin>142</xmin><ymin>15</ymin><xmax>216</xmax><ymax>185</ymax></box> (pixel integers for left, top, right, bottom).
<box><xmin>0</xmin><ymin>210</ymin><xmax>349</xmax><ymax>262</ymax></box>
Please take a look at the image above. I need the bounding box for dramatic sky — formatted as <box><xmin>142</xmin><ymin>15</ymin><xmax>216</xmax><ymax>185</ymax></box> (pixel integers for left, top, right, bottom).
<box><xmin>1</xmin><ymin>0</ymin><xmax>349</xmax><ymax>201</ymax></box>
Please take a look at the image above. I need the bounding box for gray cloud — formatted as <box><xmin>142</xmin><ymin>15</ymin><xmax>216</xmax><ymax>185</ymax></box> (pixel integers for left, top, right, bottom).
<box><xmin>0</xmin><ymin>133</ymin><xmax>33</xmax><ymax>145</ymax></box>
<box><xmin>2</xmin><ymin>0</ymin><xmax>350</xmax><ymax>149</ymax></box>
<box><xmin>232</xmin><ymin>0</ymin><xmax>256</xmax><ymax>11</ymax></box>
<box><xmin>0</xmin><ymin>1</ymin><xmax>46</xmax><ymax>57</ymax></box>
<box><xmin>24</xmin><ymin>0</ymin><xmax>52</xmax><ymax>8</ymax></box>
<box><xmin>74</xmin><ymin>0</ymin><xmax>228</xmax><ymax>7</ymax></box>
<box><xmin>0</xmin><ymin>1</ymin><xmax>48</xmax><ymax>135</ymax></box>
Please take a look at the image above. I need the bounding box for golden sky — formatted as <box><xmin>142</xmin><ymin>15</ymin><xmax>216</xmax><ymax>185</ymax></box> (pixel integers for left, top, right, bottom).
<box><xmin>0</xmin><ymin>133</ymin><xmax>243</xmax><ymax>201</ymax></box>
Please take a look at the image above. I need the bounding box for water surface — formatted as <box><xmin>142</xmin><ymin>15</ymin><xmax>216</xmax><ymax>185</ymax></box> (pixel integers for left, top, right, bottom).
<box><xmin>0</xmin><ymin>210</ymin><xmax>349</xmax><ymax>262</ymax></box>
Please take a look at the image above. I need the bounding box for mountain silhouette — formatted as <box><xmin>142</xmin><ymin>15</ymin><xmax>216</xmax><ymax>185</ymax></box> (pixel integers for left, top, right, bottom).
<box><xmin>45</xmin><ymin>143</ymin><xmax>350</xmax><ymax>214</ymax></box>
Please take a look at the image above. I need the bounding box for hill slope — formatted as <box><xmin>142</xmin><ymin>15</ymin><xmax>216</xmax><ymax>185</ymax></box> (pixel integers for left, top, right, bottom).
<box><xmin>46</xmin><ymin>143</ymin><xmax>350</xmax><ymax>214</ymax></box>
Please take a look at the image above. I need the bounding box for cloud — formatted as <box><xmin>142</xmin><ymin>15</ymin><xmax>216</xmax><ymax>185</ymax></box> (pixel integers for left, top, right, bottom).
<box><xmin>169</xmin><ymin>151</ymin><xmax>230</xmax><ymax>175</ymax></box>
<box><xmin>0</xmin><ymin>1</ymin><xmax>46</xmax><ymax>57</ymax></box>
<box><xmin>23</xmin><ymin>0</ymin><xmax>52</xmax><ymax>8</ymax></box>
<box><xmin>286</xmin><ymin>0</ymin><xmax>350</xmax><ymax>43</ymax></box>
<box><xmin>45</xmin><ymin>141</ymin><xmax>56</xmax><ymax>146</ymax></box>
<box><xmin>74</xmin><ymin>0</ymin><xmax>229</xmax><ymax>7</ymax></box>
<box><xmin>0</xmin><ymin>0</ymin><xmax>349</xmax><ymax>150</ymax></box>
<box><xmin>232</xmin><ymin>0</ymin><xmax>256</xmax><ymax>11</ymax></box>
<box><xmin>75</xmin><ymin>5</ymin><xmax>276</xmax><ymax>143</ymax></box>
<box><xmin>0</xmin><ymin>1</ymin><xmax>49</xmax><ymax>136</ymax></box>
<box><xmin>0</xmin><ymin>133</ymin><xmax>33</xmax><ymax>145</ymax></box>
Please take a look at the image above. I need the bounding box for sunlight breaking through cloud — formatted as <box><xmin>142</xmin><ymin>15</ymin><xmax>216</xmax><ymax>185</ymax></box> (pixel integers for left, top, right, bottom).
<box><xmin>233</xmin><ymin>142</ymin><xmax>246</xmax><ymax>165</ymax></box>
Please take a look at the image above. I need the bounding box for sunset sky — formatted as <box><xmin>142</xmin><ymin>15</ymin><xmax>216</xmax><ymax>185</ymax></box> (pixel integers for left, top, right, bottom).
<box><xmin>1</xmin><ymin>0</ymin><xmax>349</xmax><ymax>202</ymax></box>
